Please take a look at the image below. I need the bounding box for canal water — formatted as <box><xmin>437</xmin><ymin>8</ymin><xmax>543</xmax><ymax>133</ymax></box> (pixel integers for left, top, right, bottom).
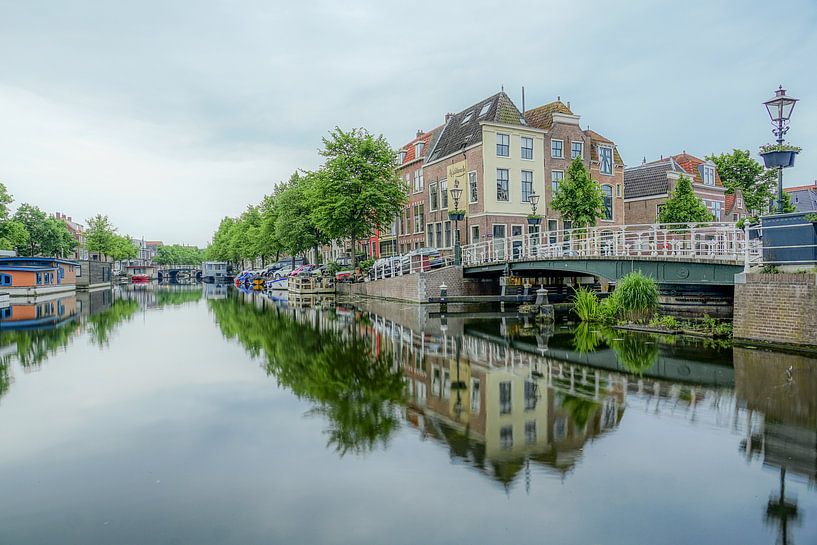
<box><xmin>1</xmin><ymin>284</ymin><xmax>815</xmax><ymax>545</ymax></box>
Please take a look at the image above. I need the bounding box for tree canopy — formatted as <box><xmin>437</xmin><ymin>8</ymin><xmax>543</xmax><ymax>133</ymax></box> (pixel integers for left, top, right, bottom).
<box><xmin>707</xmin><ymin>149</ymin><xmax>775</xmax><ymax>215</ymax></box>
<box><xmin>13</xmin><ymin>204</ymin><xmax>76</xmax><ymax>257</ymax></box>
<box><xmin>551</xmin><ymin>157</ymin><xmax>605</xmax><ymax>229</ymax></box>
<box><xmin>658</xmin><ymin>175</ymin><xmax>713</xmax><ymax>224</ymax></box>
<box><xmin>154</xmin><ymin>244</ymin><xmax>205</xmax><ymax>265</ymax></box>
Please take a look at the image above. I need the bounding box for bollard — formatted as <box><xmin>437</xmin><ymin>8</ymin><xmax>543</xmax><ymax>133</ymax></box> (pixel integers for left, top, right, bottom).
<box><xmin>534</xmin><ymin>288</ymin><xmax>549</xmax><ymax>306</ymax></box>
<box><xmin>439</xmin><ymin>283</ymin><xmax>448</xmax><ymax>315</ymax></box>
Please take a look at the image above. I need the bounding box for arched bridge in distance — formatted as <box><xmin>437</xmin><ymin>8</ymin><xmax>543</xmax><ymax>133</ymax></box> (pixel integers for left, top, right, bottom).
<box><xmin>461</xmin><ymin>222</ymin><xmax>748</xmax><ymax>285</ymax></box>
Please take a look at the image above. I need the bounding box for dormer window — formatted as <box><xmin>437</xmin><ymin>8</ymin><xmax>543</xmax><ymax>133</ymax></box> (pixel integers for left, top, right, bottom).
<box><xmin>398</xmin><ymin>150</ymin><xmax>407</xmax><ymax>163</ymax></box>
<box><xmin>479</xmin><ymin>103</ymin><xmax>492</xmax><ymax>118</ymax></box>
<box><xmin>702</xmin><ymin>165</ymin><xmax>715</xmax><ymax>186</ymax></box>
<box><xmin>415</xmin><ymin>141</ymin><xmax>425</xmax><ymax>157</ymax></box>
<box><xmin>599</xmin><ymin>146</ymin><xmax>613</xmax><ymax>175</ymax></box>
<box><xmin>461</xmin><ymin>111</ymin><xmax>474</xmax><ymax>124</ymax></box>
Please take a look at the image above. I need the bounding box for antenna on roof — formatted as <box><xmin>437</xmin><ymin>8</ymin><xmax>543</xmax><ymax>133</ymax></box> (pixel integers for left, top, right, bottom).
<box><xmin>642</xmin><ymin>157</ymin><xmax>646</xmax><ymax>164</ymax></box>
<box><xmin>557</xmin><ymin>95</ymin><xmax>560</xmax><ymax>102</ymax></box>
<box><xmin>501</xmin><ymin>84</ymin><xmax>504</xmax><ymax>92</ymax></box>
<box><xmin>521</xmin><ymin>85</ymin><xmax>525</xmax><ymax>114</ymax></box>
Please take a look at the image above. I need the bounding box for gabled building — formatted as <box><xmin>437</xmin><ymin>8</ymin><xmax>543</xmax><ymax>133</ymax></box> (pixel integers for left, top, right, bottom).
<box><xmin>421</xmin><ymin>91</ymin><xmax>546</xmax><ymax>248</ymax></box>
<box><xmin>725</xmin><ymin>189</ymin><xmax>749</xmax><ymax>222</ymax></box>
<box><xmin>395</xmin><ymin>126</ymin><xmax>443</xmax><ymax>254</ymax></box>
<box><xmin>624</xmin><ymin>153</ymin><xmax>727</xmax><ymax>224</ymax></box>
<box><xmin>524</xmin><ymin>100</ymin><xmax>625</xmax><ymax>235</ymax></box>
<box><xmin>784</xmin><ymin>183</ymin><xmax>817</xmax><ymax>213</ymax></box>
<box><xmin>53</xmin><ymin>212</ymin><xmax>89</xmax><ymax>260</ymax></box>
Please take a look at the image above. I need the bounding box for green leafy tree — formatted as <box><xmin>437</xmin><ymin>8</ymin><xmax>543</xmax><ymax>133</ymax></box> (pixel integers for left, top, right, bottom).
<box><xmin>85</xmin><ymin>214</ymin><xmax>117</xmax><ymax>259</ymax></box>
<box><xmin>0</xmin><ymin>220</ymin><xmax>29</xmax><ymax>253</ymax></box>
<box><xmin>110</xmin><ymin>234</ymin><xmax>138</xmax><ymax>262</ymax></box>
<box><xmin>43</xmin><ymin>217</ymin><xmax>78</xmax><ymax>257</ymax></box>
<box><xmin>13</xmin><ymin>204</ymin><xmax>70</xmax><ymax>256</ymax></box>
<box><xmin>551</xmin><ymin>157</ymin><xmax>605</xmax><ymax>229</ymax></box>
<box><xmin>0</xmin><ymin>182</ymin><xmax>13</xmax><ymax>221</ymax></box>
<box><xmin>206</xmin><ymin>217</ymin><xmax>240</xmax><ymax>265</ymax></box>
<box><xmin>707</xmin><ymin>149</ymin><xmax>775</xmax><ymax>215</ymax></box>
<box><xmin>308</xmin><ymin>127</ymin><xmax>406</xmax><ymax>269</ymax></box>
<box><xmin>258</xmin><ymin>193</ymin><xmax>283</xmax><ymax>262</ymax></box>
<box><xmin>275</xmin><ymin>172</ymin><xmax>326</xmax><ymax>265</ymax></box>
<box><xmin>658</xmin><ymin>175</ymin><xmax>713</xmax><ymax>224</ymax></box>
<box><xmin>777</xmin><ymin>191</ymin><xmax>797</xmax><ymax>214</ymax></box>
<box><xmin>154</xmin><ymin>244</ymin><xmax>204</xmax><ymax>265</ymax></box>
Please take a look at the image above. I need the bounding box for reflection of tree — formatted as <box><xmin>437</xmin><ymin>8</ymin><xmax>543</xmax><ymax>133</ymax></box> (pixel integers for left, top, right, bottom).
<box><xmin>0</xmin><ymin>363</ymin><xmax>10</xmax><ymax>401</ymax></box>
<box><xmin>86</xmin><ymin>299</ymin><xmax>140</xmax><ymax>347</ymax></box>
<box><xmin>572</xmin><ymin>323</ymin><xmax>605</xmax><ymax>353</ymax></box>
<box><xmin>208</xmin><ymin>295</ymin><xmax>405</xmax><ymax>456</ymax></box>
<box><xmin>561</xmin><ymin>394</ymin><xmax>600</xmax><ymax>431</ymax></box>
<box><xmin>610</xmin><ymin>333</ymin><xmax>658</xmax><ymax>373</ymax></box>
<box><xmin>0</xmin><ymin>321</ymin><xmax>81</xmax><ymax>369</ymax></box>
<box><xmin>155</xmin><ymin>287</ymin><xmax>203</xmax><ymax>307</ymax></box>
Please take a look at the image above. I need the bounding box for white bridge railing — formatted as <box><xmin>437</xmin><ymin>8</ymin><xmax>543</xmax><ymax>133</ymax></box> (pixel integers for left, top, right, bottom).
<box><xmin>462</xmin><ymin>222</ymin><xmax>747</xmax><ymax>267</ymax></box>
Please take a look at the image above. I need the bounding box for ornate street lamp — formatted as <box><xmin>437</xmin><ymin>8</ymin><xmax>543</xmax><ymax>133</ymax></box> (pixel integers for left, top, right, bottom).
<box><xmin>449</xmin><ymin>184</ymin><xmax>464</xmax><ymax>265</ymax></box>
<box><xmin>761</xmin><ymin>86</ymin><xmax>800</xmax><ymax>213</ymax></box>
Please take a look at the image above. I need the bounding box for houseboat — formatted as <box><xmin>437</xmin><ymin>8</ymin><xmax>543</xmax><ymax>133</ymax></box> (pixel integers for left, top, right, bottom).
<box><xmin>201</xmin><ymin>261</ymin><xmax>229</xmax><ymax>283</ymax></box>
<box><xmin>76</xmin><ymin>259</ymin><xmax>113</xmax><ymax>291</ymax></box>
<box><xmin>126</xmin><ymin>265</ymin><xmax>157</xmax><ymax>284</ymax></box>
<box><xmin>0</xmin><ymin>257</ymin><xmax>79</xmax><ymax>297</ymax></box>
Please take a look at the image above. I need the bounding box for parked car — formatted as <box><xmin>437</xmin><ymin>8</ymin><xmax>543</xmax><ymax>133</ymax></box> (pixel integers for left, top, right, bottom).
<box><xmin>291</xmin><ymin>264</ymin><xmax>318</xmax><ymax>276</ymax></box>
<box><xmin>368</xmin><ymin>256</ymin><xmax>402</xmax><ymax>280</ymax></box>
<box><xmin>400</xmin><ymin>247</ymin><xmax>445</xmax><ymax>273</ymax></box>
<box><xmin>273</xmin><ymin>266</ymin><xmax>293</xmax><ymax>279</ymax></box>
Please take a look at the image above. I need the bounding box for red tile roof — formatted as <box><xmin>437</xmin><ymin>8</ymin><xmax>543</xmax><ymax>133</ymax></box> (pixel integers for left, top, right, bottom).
<box><xmin>725</xmin><ymin>194</ymin><xmax>735</xmax><ymax>211</ymax></box>
<box><xmin>671</xmin><ymin>152</ymin><xmax>722</xmax><ymax>186</ymax></box>
<box><xmin>398</xmin><ymin>125</ymin><xmax>443</xmax><ymax>166</ymax></box>
<box><xmin>784</xmin><ymin>183</ymin><xmax>817</xmax><ymax>192</ymax></box>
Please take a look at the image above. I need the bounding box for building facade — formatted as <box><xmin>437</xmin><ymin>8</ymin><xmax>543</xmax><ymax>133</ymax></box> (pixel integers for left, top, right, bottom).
<box><xmin>785</xmin><ymin>183</ymin><xmax>817</xmax><ymax>213</ymax></box>
<box><xmin>624</xmin><ymin>153</ymin><xmax>727</xmax><ymax>224</ymax></box>
<box><xmin>53</xmin><ymin>212</ymin><xmax>89</xmax><ymax>260</ymax></box>
<box><xmin>725</xmin><ymin>189</ymin><xmax>749</xmax><ymax>222</ymax></box>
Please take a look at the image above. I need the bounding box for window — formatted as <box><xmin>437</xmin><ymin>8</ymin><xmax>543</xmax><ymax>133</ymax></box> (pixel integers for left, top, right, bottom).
<box><xmin>733</xmin><ymin>213</ymin><xmax>738</xmax><ymax>221</ymax></box>
<box><xmin>470</xmin><ymin>378</ymin><xmax>481</xmax><ymax>413</ymax></box>
<box><xmin>496</xmin><ymin>169</ymin><xmax>509</xmax><ymax>201</ymax></box>
<box><xmin>496</xmin><ymin>133</ymin><xmax>510</xmax><ymax>157</ymax></box>
<box><xmin>444</xmin><ymin>221</ymin><xmax>451</xmax><ymax>248</ymax></box>
<box><xmin>0</xmin><ymin>274</ymin><xmax>10</xmax><ymax>286</ymax></box>
<box><xmin>551</xmin><ymin>170</ymin><xmax>563</xmax><ymax>194</ymax></box>
<box><xmin>599</xmin><ymin>146</ymin><xmax>613</xmax><ymax>175</ymax></box>
<box><xmin>470</xmin><ymin>225</ymin><xmax>479</xmax><ymax>244</ymax></box>
<box><xmin>440</xmin><ymin>179</ymin><xmax>448</xmax><ymax>209</ymax></box>
<box><xmin>737</xmin><ymin>197</ymin><xmax>743</xmax><ymax>209</ymax></box>
<box><xmin>548</xmin><ymin>219</ymin><xmax>558</xmax><ymax>244</ymax></box>
<box><xmin>602</xmin><ymin>185</ymin><xmax>613</xmax><ymax>220</ymax></box>
<box><xmin>429</xmin><ymin>182</ymin><xmax>438</xmax><ymax>210</ymax></box>
<box><xmin>554</xmin><ymin>416</ymin><xmax>567</xmax><ymax>440</ymax></box>
<box><xmin>710</xmin><ymin>200</ymin><xmax>722</xmax><ymax>221</ymax></box>
<box><xmin>414</xmin><ymin>141</ymin><xmax>424</xmax><ymax>157</ymax></box>
<box><xmin>551</xmin><ymin>139</ymin><xmax>563</xmax><ymax>158</ymax></box>
<box><xmin>703</xmin><ymin>165</ymin><xmax>715</xmax><ymax>186</ymax></box>
<box><xmin>36</xmin><ymin>272</ymin><xmax>42</xmax><ymax>285</ymax></box>
<box><xmin>468</xmin><ymin>171</ymin><xmax>478</xmax><ymax>203</ymax></box>
<box><xmin>521</xmin><ymin>170</ymin><xmax>534</xmax><ymax>202</ymax></box>
<box><xmin>398</xmin><ymin>150</ymin><xmax>407</xmax><ymax>163</ymax></box>
<box><xmin>478</xmin><ymin>102</ymin><xmax>491</xmax><ymax>117</ymax></box>
<box><xmin>413</xmin><ymin>204</ymin><xmax>424</xmax><ymax>233</ymax></box>
<box><xmin>524</xmin><ymin>381</ymin><xmax>537</xmax><ymax>410</ymax></box>
<box><xmin>525</xmin><ymin>421</ymin><xmax>537</xmax><ymax>444</ymax></box>
<box><xmin>499</xmin><ymin>381</ymin><xmax>512</xmax><ymax>414</ymax></box>
<box><xmin>616</xmin><ymin>183</ymin><xmax>622</xmax><ymax>197</ymax></box>
<box><xmin>500</xmin><ymin>425</ymin><xmax>513</xmax><ymax>449</ymax></box>
<box><xmin>426</xmin><ymin>227</ymin><xmax>433</xmax><ymax>247</ymax></box>
<box><xmin>435</xmin><ymin>223</ymin><xmax>442</xmax><ymax>247</ymax></box>
<box><xmin>521</xmin><ymin>136</ymin><xmax>533</xmax><ymax>160</ymax></box>
<box><xmin>461</xmin><ymin>111</ymin><xmax>474</xmax><ymax>124</ymax></box>
<box><xmin>571</xmin><ymin>141</ymin><xmax>583</xmax><ymax>159</ymax></box>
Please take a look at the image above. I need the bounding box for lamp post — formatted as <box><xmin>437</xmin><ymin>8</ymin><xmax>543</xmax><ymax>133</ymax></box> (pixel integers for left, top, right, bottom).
<box><xmin>762</xmin><ymin>86</ymin><xmax>799</xmax><ymax>213</ymax></box>
<box><xmin>528</xmin><ymin>192</ymin><xmax>541</xmax><ymax>252</ymax></box>
<box><xmin>450</xmin><ymin>184</ymin><xmax>463</xmax><ymax>265</ymax></box>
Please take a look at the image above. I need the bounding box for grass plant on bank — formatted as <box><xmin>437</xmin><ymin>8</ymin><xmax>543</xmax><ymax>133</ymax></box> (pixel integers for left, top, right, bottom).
<box><xmin>571</xmin><ymin>271</ymin><xmax>658</xmax><ymax>325</ymax></box>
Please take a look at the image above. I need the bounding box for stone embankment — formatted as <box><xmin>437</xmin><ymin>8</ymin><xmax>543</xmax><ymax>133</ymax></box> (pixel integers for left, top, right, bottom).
<box><xmin>336</xmin><ymin>266</ymin><xmax>492</xmax><ymax>303</ymax></box>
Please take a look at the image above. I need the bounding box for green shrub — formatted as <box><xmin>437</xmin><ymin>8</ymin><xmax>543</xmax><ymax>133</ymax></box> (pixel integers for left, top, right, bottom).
<box><xmin>804</xmin><ymin>213</ymin><xmax>817</xmax><ymax>223</ymax></box>
<box><xmin>649</xmin><ymin>315</ymin><xmax>679</xmax><ymax>329</ymax></box>
<box><xmin>613</xmin><ymin>271</ymin><xmax>658</xmax><ymax>323</ymax></box>
<box><xmin>359</xmin><ymin>258</ymin><xmax>376</xmax><ymax>272</ymax></box>
<box><xmin>598</xmin><ymin>293</ymin><xmax>622</xmax><ymax>324</ymax></box>
<box><xmin>761</xmin><ymin>264</ymin><xmax>780</xmax><ymax>274</ymax></box>
<box><xmin>714</xmin><ymin>322</ymin><xmax>733</xmax><ymax>338</ymax></box>
<box><xmin>571</xmin><ymin>287</ymin><xmax>601</xmax><ymax>322</ymax></box>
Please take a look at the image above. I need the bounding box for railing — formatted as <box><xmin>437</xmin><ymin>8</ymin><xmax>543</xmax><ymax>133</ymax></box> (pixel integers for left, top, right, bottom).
<box><xmin>369</xmin><ymin>254</ymin><xmax>455</xmax><ymax>281</ymax></box>
<box><xmin>462</xmin><ymin>222</ymin><xmax>746</xmax><ymax>267</ymax></box>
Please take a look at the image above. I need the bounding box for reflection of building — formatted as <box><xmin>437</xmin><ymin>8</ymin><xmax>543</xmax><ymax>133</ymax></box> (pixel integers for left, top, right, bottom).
<box><xmin>0</xmin><ymin>294</ymin><xmax>79</xmax><ymax>330</ymax></box>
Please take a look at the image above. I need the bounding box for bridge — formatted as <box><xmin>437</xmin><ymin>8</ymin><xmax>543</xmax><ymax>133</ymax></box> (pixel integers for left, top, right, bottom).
<box><xmin>461</xmin><ymin>222</ymin><xmax>747</xmax><ymax>285</ymax></box>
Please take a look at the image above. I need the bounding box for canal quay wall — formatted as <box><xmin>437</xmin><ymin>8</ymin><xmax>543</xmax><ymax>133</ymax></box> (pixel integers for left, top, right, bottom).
<box><xmin>337</xmin><ymin>266</ymin><xmax>493</xmax><ymax>303</ymax></box>
<box><xmin>734</xmin><ymin>272</ymin><xmax>817</xmax><ymax>348</ymax></box>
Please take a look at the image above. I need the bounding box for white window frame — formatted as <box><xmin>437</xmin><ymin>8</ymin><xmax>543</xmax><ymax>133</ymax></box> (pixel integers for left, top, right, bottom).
<box><xmin>440</xmin><ymin>179</ymin><xmax>448</xmax><ymax>209</ymax></box>
<box><xmin>468</xmin><ymin>171</ymin><xmax>478</xmax><ymax>203</ymax></box>
<box><xmin>496</xmin><ymin>133</ymin><xmax>510</xmax><ymax>157</ymax></box>
<box><xmin>521</xmin><ymin>136</ymin><xmax>534</xmax><ymax>160</ymax></box>
<box><xmin>496</xmin><ymin>168</ymin><xmax>509</xmax><ymax>202</ymax></box>
<box><xmin>429</xmin><ymin>182</ymin><xmax>438</xmax><ymax>211</ymax></box>
<box><xmin>599</xmin><ymin>145</ymin><xmax>614</xmax><ymax>175</ymax></box>
<box><xmin>571</xmin><ymin>141</ymin><xmax>583</xmax><ymax>160</ymax></box>
<box><xmin>551</xmin><ymin>170</ymin><xmax>564</xmax><ymax>194</ymax></box>
<box><xmin>703</xmin><ymin>165</ymin><xmax>715</xmax><ymax>186</ymax></box>
<box><xmin>521</xmin><ymin>170</ymin><xmax>534</xmax><ymax>202</ymax></box>
<box><xmin>470</xmin><ymin>225</ymin><xmax>480</xmax><ymax>244</ymax></box>
<box><xmin>601</xmin><ymin>184</ymin><xmax>614</xmax><ymax>222</ymax></box>
<box><xmin>414</xmin><ymin>141</ymin><xmax>424</xmax><ymax>157</ymax></box>
<box><xmin>551</xmin><ymin>138</ymin><xmax>564</xmax><ymax>159</ymax></box>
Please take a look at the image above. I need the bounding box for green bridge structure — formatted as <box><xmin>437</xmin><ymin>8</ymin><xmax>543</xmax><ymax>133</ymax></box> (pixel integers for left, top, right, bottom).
<box><xmin>461</xmin><ymin>222</ymin><xmax>747</xmax><ymax>285</ymax></box>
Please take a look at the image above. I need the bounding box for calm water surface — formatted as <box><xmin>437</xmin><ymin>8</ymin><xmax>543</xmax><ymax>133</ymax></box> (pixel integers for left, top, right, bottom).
<box><xmin>1</xmin><ymin>284</ymin><xmax>815</xmax><ymax>545</ymax></box>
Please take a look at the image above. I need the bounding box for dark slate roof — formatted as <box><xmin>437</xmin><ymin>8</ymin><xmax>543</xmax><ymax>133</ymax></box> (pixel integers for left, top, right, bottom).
<box><xmin>427</xmin><ymin>92</ymin><xmax>525</xmax><ymax>163</ymax></box>
<box><xmin>623</xmin><ymin>158</ymin><xmax>684</xmax><ymax>199</ymax></box>
<box><xmin>785</xmin><ymin>185</ymin><xmax>817</xmax><ymax>212</ymax></box>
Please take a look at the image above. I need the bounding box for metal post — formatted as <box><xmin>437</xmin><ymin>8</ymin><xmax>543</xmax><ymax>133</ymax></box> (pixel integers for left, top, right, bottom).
<box><xmin>454</xmin><ymin>217</ymin><xmax>461</xmax><ymax>265</ymax></box>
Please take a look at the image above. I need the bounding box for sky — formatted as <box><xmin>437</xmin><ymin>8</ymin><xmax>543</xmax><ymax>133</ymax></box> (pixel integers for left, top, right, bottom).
<box><xmin>0</xmin><ymin>0</ymin><xmax>815</xmax><ymax>246</ymax></box>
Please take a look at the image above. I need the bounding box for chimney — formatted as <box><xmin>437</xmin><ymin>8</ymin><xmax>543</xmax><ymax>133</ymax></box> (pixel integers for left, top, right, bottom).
<box><xmin>445</xmin><ymin>112</ymin><xmax>454</xmax><ymax>123</ymax></box>
<box><xmin>68</xmin><ymin>216</ymin><xmax>72</xmax><ymax>222</ymax></box>
<box><xmin>416</xmin><ymin>129</ymin><xmax>423</xmax><ymax>138</ymax></box>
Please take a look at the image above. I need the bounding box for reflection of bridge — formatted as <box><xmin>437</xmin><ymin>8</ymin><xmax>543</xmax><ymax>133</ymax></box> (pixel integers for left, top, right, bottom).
<box><xmin>157</xmin><ymin>266</ymin><xmax>202</xmax><ymax>283</ymax></box>
<box><xmin>462</xmin><ymin>222</ymin><xmax>746</xmax><ymax>285</ymax></box>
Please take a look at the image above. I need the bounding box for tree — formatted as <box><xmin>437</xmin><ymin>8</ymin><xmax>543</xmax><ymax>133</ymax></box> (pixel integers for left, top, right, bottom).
<box><xmin>110</xmin><ymin>235</ymin><xmax>138</xmax><ymax>262</ymax></box>
<box><xmin>778</xmin><ymin>191</ymin><xmax>797</xmax><ymax>214</ymax></box>
<box><xmin>658</xmin><ymin>175</ymin><xmax>713</xmax><ymax>224</ymax></box>
<box><xmin>308</xmin><ymin>127</ymin><xmax>406</xmax><ymax>269</ymax></box>
<box><xmin>42</xmin><ymin>217</ymin><xmax>77</xmax><ymax>257</ymax></box>
<box><xmin>13</xmin><ymin>204</ymin><xmax>53</xmax><ymax>256</ymax></box>
<box><xmin>707</xmin><ymin>149</ymin><xmax>776</xmax><ymax>215</ymax></box>
<box><xmin>258</xmin><ymin>193</ymin><xmax>283</xmax><ymax>262</ymax></box>
<box><xmin>154</xmin><ymin>244</ymin><xmax>204</xmax><ymax>265</ymax></box>
<box><xmin>85</xmin><ymin>214</ymin><xmax>117</xmax><ymax>259</ymax></box>
<box><xmin>275</xmin><ymin>172</ymin><xmax>326</xmax><ymax>265</ymax></box>
<box><xmin>0</xmin><ymin>220</ymin><xmax>29</xmax><ymax>253</ymax></box>
<box><xmin>0</xmin><ymin>182</ymin><xmax>13</xmax><ymax>221</ymax></box>
<box><xmin>206</xmin><ymin>217</ymin><xmax>240</xmax><ymax>264</ymax></box>
<box><xmin>551</xmin><ymin>157</ymin><xmax>605</xmax><ymax>229</ymax></box>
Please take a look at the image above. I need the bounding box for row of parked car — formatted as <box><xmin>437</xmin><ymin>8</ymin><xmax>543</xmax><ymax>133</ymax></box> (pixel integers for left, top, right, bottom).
<box><xmin>367</xmin><ymin>247</ymin><xmax>446</xmax><ymax>280</ymax></box>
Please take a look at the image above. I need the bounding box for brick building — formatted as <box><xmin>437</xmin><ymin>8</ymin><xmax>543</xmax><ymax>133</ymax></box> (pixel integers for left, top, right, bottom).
<box><xmin>784</xmin><ymin>183</ymin><xmax>817</xmax><ymax>213</ymax></box>
<box><xmin>725</xmin><ymin>189</ymin><xmax>749</xmax><ymax>222</ymax></box>
<box><xmin>624</xmin><ymin>153</ymin><xmax>727</xmax><ymax>224</ymax></box>
<box><xmin>53</xmin><ymin>212</ymin><xmax>89</xmax><ymax>260</ymax></box>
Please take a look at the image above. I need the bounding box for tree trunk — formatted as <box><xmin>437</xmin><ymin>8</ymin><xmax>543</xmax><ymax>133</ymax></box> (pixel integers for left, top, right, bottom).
<box><xmin>351</xmin><ymin>231</ymin><xmax>357</xmax><ymax>271</ymax></box>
